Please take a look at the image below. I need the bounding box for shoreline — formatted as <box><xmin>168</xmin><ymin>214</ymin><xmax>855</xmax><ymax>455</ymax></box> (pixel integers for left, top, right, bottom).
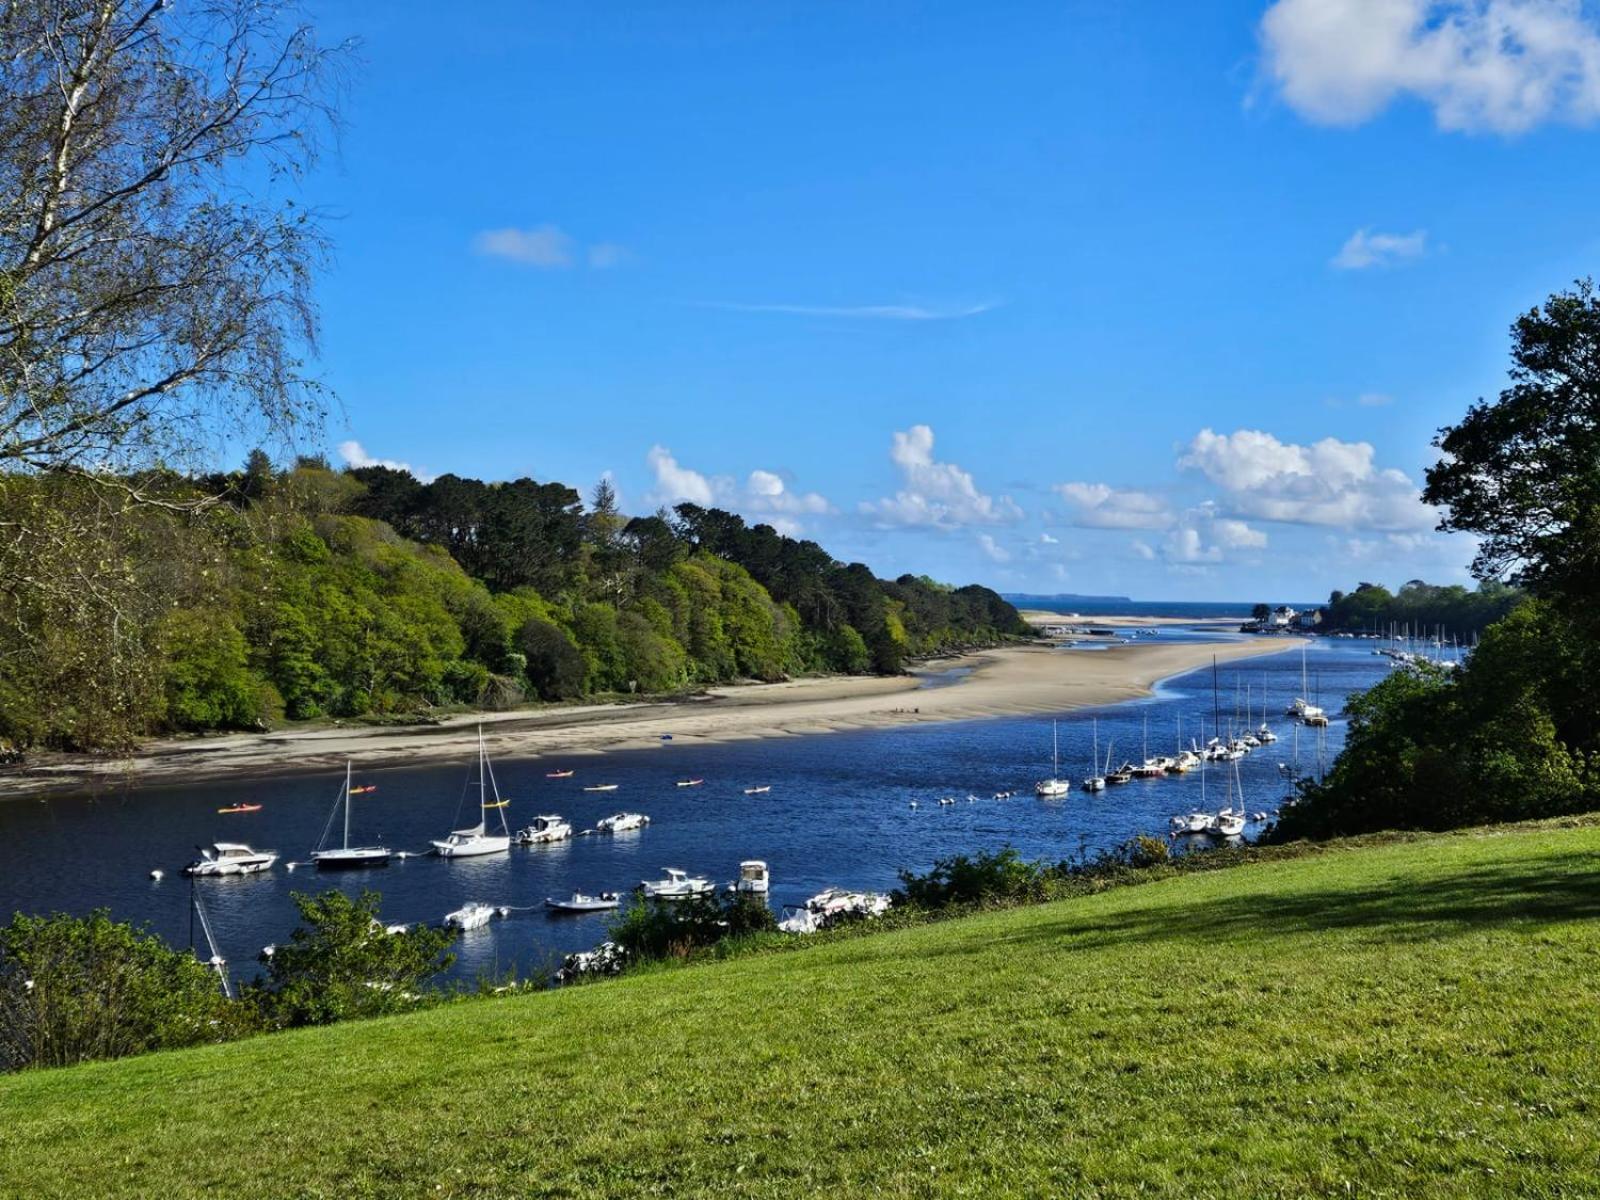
<box><xmin>0</xmin><ymin>636</ymin><xmax>1301</xmax><ymax>800</ymax></box>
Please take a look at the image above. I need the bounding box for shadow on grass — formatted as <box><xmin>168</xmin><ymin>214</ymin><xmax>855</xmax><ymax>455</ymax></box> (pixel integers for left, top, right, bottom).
<box><xmin>914</xmin><ymin>850</ymin><xmax>1600</xmax><ymax>962</ymax></box>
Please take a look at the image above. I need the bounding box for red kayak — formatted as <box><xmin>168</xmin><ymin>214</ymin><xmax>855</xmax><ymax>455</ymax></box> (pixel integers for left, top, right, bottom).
<box><xmin>546</xmin><ymin>769</ymin><xmax>575</xmax><ymax>779</ymax></box>
<box><xmin>216</xmin><ymin>803</ymin><xmax>262</xmax><ymax>814</ymax></box>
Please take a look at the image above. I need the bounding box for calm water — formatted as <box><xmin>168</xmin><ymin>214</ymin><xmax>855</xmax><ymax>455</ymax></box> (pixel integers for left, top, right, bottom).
<box><xmin>0</xmin><ymin>635</ymin><xmax>1388</xmax><ymax>985</ymax></box>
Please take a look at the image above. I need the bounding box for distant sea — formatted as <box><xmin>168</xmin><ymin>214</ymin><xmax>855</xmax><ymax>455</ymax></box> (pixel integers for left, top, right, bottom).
<box><xmin>1003</xmin><ymin>595</ymin><xmax>1323</xmax><ymax>620</ymax></box>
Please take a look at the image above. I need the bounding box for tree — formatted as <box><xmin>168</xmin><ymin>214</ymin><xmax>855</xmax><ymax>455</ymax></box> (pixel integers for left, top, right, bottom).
<box><xmin>1251</xmin><ymin>603</ymin><xmax>1271</xmax><ymax>622</ymax></box>
<box><xmin>247</xmin><ymin>890</ymin><xmax>456</xmax><ymax>1029</ymax></box>
<box><xmin>1424</xmin><ymin>280</ymin><xmax>1600</xmax><ymax>603</ymax></box>
<box><xmin>0</xmin><ymin>909</ymin><xmax>247</xmax><ymax>1071</ymax></box>
<box><xmin>1</xmin><ymin>0</ymin><xmax>347</xmax><ymax>472</ymax></box>
<box><xmin>518</xmin><ymin>617</ymin><xmax>588</xmax><ymax>700</ymax></box>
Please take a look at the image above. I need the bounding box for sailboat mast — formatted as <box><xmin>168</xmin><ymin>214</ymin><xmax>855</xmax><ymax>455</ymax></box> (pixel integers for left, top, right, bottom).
<box><xmin>343</xmin><ymin>760</ymin><xmax>352</xmax><ymax>850</ymax></box>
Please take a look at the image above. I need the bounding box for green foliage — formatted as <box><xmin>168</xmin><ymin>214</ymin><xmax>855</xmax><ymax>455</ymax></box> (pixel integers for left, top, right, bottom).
<box><xmin>608</xmin><ymin>892</ymin><xmax>778</xmax><ymax>962</ymax></box>
<box><xmin>518</xmin><ymin>618</ymin><xmax>589</xmax><ymax>700</ymax></box>
<box><xmin>895</xmin><ymin>847</ymin><xmax>1051</xmax><ymax>909</ymax></box>
<box><xmin>161</xmin><ymin>610</ymin><xmax>267</xmax><ymax>731</ymax></box>
<box><xmin>1321</xmin><ymin>579</ymin><xmax>1521</xmax><ymax>638</ymax></box>
<box><xmin>246</xmin><ymin>890</ymin><xmax>457</xmax><ymax>1029</ymax></box>
<box><xmin>0</xmin><ymin>910</ymin><xmax>249</xmax><ymax>1072</ymax></box>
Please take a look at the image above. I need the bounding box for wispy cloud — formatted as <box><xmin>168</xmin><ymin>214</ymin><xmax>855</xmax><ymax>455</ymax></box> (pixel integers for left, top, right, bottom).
<box><xmin>1331</xmin><ymin>228</ymin><xmax>1427</xmax><ymax>270</ymax></box>
<box><xmin>698</xmin><ymin>300</ymin><xmax>998</xmax><ymax>322</ymax></box>
<box><xmin>337</xmin><ymin>439</ymin><xmax>434</xmax><ymax>483</ymax></box>
<box><xmin>474</xmin><ymin>225</ymin><xmax>629</xmax><ymax>271</ymax></box>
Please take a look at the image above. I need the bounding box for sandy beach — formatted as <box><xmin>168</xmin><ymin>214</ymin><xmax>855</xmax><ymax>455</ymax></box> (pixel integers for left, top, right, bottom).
<box><xmin>0</xmin><ymin>634</ymin><xmax>1298</xmax><ymax>799</ymax></box>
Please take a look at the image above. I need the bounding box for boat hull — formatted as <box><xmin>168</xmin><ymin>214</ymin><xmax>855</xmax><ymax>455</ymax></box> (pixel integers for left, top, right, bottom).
<box><xmin>432</xmin><ymin>837</ymin><xmax>511</xmax><ymax>858</ymax></box>
<box><xmin>311</xmin><ymin>848</ymin><xmax>391</xmax><ymax>870</ymax></box>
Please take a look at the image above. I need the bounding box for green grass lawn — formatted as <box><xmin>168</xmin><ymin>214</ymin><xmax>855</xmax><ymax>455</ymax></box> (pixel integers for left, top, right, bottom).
<box><xmin>4</xmin><ymin>822</ymin><xmax>1599</xmax><ymax>1198</ymax></box>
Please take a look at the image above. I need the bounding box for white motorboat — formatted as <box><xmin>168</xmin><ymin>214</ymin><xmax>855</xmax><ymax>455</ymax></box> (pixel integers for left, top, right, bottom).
<box><xmin>516</xmin><ymin>815</ymin><xmax>573</xmax><ymax>844</ymax></box>
<box><xmin>184</xmin><ymin>842</ymin><xmax>278</xmax><ymax>877</ymax></box>
<box><xmin>1035</xmin><ymin>719</ymin><xmax>1071</xmax><ymax>797</ymax></box>
<box><xmin>545</xmin><ymin>892</ymin><xmax>622</xmax><ymax>914</ymax></box>
<box><xmin>432</xmin><ymin>728</ymin><xmax>512</xmax><ymax>858</ymax></box>
<box><xmin>444</xmin><ymin>902</ymin><xmax>496</xmax><ymax>931</ymax></box>
<box><xmin>777</xmin><ymin>887</ymin><xmax>892</xmax><ymax>933</ymax></box>
<box><xmin>595</xmin><ymin>812</ymin><xmax>650</xmax><ymax>833</ymax></box>
<box><xmin>733</xmin><ymin>859</ymin><xmax>770</xmax><ymax>895</ymax></box>
<box><xmin>639</xmin><ymin>867</ymin><xmax>714</xmax><ymax>899</ymax></box>
<box><xmin>311</xmin><ymin>762</ymin><xmax>391</xmax><ymax>870</ymax></box>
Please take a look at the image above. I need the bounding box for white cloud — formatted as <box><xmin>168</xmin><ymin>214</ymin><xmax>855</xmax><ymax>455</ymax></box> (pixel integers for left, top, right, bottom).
<box><xmin>337</xmin><ymin>440</ymin><xmax>433</xmax><ymax>482</ymax></box>
<box><xmin>1053</xmin><ymin>481</ymin><xmax>1174</xmax><ymax>530</ymax></box>
<box><xmin>645</xmin><ymin>448</ymin><xmax>832</xmax><ymax>533</ymax></box>
<box><xmin>861</xmin><ymin>425</ymin><xmax>1022</xmax><ymax>529</ymax></box>
<box><xmin>1357</xmin><ymin>392</ymin><xmax>1395</xmax><ymax>407</ymax></box>
<box><xmin>701</xmin><ymin>301</ymin><xmax>997</xmax><ymax>322</ymax></box>
<box><xmin>1040</xmin><ymin>532</ymin><xmax>1060</xmax><ymax>544</ymax></box>
<box><xmin>645</xmin><ymin>445</ymin><xmax>716</xmax><ymax>506</ymax></box>
<box><xmin>1161</xmin><ymin>509</ymin><xmax>1269</xmax><ymax>565</ymax></box>
<box><xmin>977</xmin><ymin>533</ymin><xmax>1012</xmax><ymax>563</ymax></box>
<box><xmin>1131</xmin><ymin>540</ymin><xmax>1157</xmax><ymax>561</ymax></box>
<box><xmin>1260</xmin><ymin>0</ymin><xmax>1600</xmax><ymax>134</ymax></box>
<box><xmin>1180</xmin><ymin>427</ymin><xmax>1437</xmax><ymax>532</ymax></box>
<box><xmin>473</xmin><ymin>225</ymin><xmax>577</xmax><ymax>268</ymax></box>
<box><xmin>1332</xmin><ymin>227</ymin><xmax>1428</xmax><ymax>270</ymax></box>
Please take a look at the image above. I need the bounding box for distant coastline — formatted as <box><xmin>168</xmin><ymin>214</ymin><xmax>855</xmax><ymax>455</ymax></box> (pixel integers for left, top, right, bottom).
<box><xmin>1005</xmin><ymin>595</ymin><xmax>1325</xmax><ymax>620</ymax></box>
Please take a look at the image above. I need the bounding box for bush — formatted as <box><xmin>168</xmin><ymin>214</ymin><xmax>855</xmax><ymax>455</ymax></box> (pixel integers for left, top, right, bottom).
<box><xmin>246</xmin><ymin>890</ymin><xmax>457</xmax><ymax>1029</ymax></box>
<box><xmin>0</xmin><ymin>910</ymin><xmax>250</xmax><ymax>1072</ymax></box>
<box><xmin>894</xmin><ymin>847</ymin><xmax>1050</xmax><ymax>909</ymax></box>
<box><xmin>607</xmin><ymin>892</ymin><xmax>776</xmax><ymax>962</ymax></box>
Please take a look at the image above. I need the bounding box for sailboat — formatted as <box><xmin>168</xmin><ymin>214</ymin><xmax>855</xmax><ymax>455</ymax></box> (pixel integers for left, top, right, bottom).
<box><xmin>1035</xmin><ymin>720</ymin><xmax>1071</xmax><ymax>797</ymax></box>
<box><xmin>1209</xmin><ymin>755</ymin><xmax>1247</xmax><ymax>837</ymax></box>
<box><xmin>1082</xmin><ymin>718</ymin><xmax>1106</xmax><ymax>792</ymax></box>
<box><xmin>311</xmin><ymin>762</ymin><xmax>392</xmax><ymax>870</ymax></box>
<box><xmin>432</xmin><ymin>728</ymin><xmax>512</xmax><ymax>858</ymax></box>
<box><xmin>1285</xmin><ymin>643</ymin><xmax>1325</xmax><ymax>723</ymax></box>
<box><xmin>1133</xmin><ymin>715</ymin><xmax>1167</xmax><ymax>778</ymax></box>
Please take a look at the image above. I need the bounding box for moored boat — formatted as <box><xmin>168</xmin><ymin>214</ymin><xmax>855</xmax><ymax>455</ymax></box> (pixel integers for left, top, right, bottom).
<box><xmin>311</xmin><ymin>762</ymin><xmax>392</xmax><ymax>870</ymax></box>
<box><xmin>638</xmin><ymin>867</ymin><xmax>714</xmax><ymax>899</ymax></box>
<box><xmin>432</xmin><ymin>728</ymin><xmax>512</xmax><ymax>858</ymax></box>
<box><xmin>595</xmin><ymin>812</ymin><xmax>649</xmax><ymax>833</ymax></box>
<box><xmin>444</xmin><ymin>902</ymin><xmax>496</xmax><ymax>931</ymax></box>
<box><xmin>733</xmin><ymin>859</ymin><xmax>770</xmax><ymax>894</ymax></box>
<box><xmin>516</xmin><ymin>814</ymin><xmax>573</xmax><ymax>844</ymax></box>
<box><xmin>545</xmin><ymin>892</ymin><xmax>622</xmax><ymax>914</ymax></box>
<box><xmin>185</xmin><ymin>842</ymin><xmax>278</xmax><ymax>876</ymax></box>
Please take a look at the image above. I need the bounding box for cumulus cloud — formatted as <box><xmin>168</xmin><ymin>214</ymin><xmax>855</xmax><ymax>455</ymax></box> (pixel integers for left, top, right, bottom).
<box><xmin>474</xmin><ymin>225</ymin><xmax>628</xmax><ymax>270</ymax></box>
<box><xmin>1053</xmin><ymin>481</ymin><xmax>1173</xmax><ymax>530</ymax></box>
<box><xmin>1260</xmin><ymin>0</ymin><xmax>1600</xmax><ymax>134</ymax></box>
<box><xmin>337</xmin><ymin>440</ymin><xmax>433</xmax><ymax>482</ymax></box>
<box><xmin>1040</xmin><ymin>532</ymin><xmax>1060</xmax><ymax>544</ymax></box>
<box><xmin>1180</xmin><ymin>428</ymin><xmax>1437</xmax><ymax>532</ymax></box>
<box><xmin>1331</xmin><ymin>228</ymin><xmax>1428</xmax><ymax>270</ymax></box>
<box><xmin>645</xmin><ymin>447</ymin><xmax>832</xmax><ymax>532</ymax></box>
<box><xmin>861</xmin><ymin>425</ymin><xmax>1022</xmax><ymax>529</ymax></box>
<box><xmin>645</xmin><ymin>445</ymin><xmax>716</xmax><ymax>506</ymax></box>
<box><xmin>1131</xmin><ymin>540</ymin><xmax>1157</xmax><ymax>561</ymax></box>
<box><xmin>1161</xmin><ymin>508</ymin><xmax>1269</xmax><ymax>565</ymax></box>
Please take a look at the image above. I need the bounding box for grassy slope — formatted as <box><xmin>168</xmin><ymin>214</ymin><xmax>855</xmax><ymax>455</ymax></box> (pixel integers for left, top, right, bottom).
<box><xmin>4</xmin><ymin>824</ymin><xmax>1599</xmax><ymax>1198</ymax></box>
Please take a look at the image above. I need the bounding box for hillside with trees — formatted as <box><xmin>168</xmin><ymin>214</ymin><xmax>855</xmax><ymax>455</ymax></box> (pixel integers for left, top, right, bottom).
<box><xmin>1318</xmin><ymin>579</ymin><xmax>1520</xmax><ymax>638</ymax></box>
<box><xmin>1276</xmin><ymin>283</ymin><xmax>1600</xmax><ymax>839</ymax></box>
<box><xmin>0</xmin><ymin>460</ymin><xmax>1027</xmax><ymax>752</ymax></box>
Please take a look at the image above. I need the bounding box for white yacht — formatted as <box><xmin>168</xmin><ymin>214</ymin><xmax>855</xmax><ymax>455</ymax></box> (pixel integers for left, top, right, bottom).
<box><xmin>595</xmin><ymin>812</ymin><xmax>650</xmax><ymax>834</ymax></box>
<box><xmin>432</xmin><ymin>728</ymin><xmax>512</xmax><ymax>858</ymax></box>
<box><xmin>638</xmin><ymin>867</ymin><xmax>714</xmax><ymax>899</ymax></box>
<box><xmin>311</xmin><ymin>762</ymin><xmax>391</xmax><ymax>870</ymax></box>
<box><xmin>545</xmin><ymin>892</ymin><xmax>622</xmax><ymax>913</ymax></box>
<box><xmin>444</xmin><ymin>902</ymin><xmax>496</xmax><ymax>931</ymax></box>
<box><xmin>1035</xmin><ymin>719</ymin><xmax>1071</xmax><ymax>797</ymax></box>
<box><xmin>516</xmin><ymin>815</ymin><xmax>573</xmax><ymax>845</ymax></box>
<box><xmin>733</xmin><ymin>860</ymin><xmax>770</xmax><ymax>895</ymax></box>
<box><xmin>184</xmin><ymin>843</ymin><xmax>279</xmax><ymax>877</ymax></box>
<box><xmin>1082</xmin><ymin>719</ymin><xmax>1107</xmax><ymax>793</ymax></box>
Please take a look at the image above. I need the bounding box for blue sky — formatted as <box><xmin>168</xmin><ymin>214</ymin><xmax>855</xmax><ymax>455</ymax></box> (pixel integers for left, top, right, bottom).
<box><xmin>299</xmin><ymin>0</ymin><xmax>1600</xmax><ymax>601</ymax></box>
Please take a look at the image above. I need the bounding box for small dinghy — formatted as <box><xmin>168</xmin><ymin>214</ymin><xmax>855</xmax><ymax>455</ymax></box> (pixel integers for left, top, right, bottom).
<box><xmin>676</xmin><ymin>779</ymin><xmax>703</xmax><ymax>788</ymax></box>
<box><xmin>545</xmin><ymin>769</ymin><xmax>575</xmax><ymax>779</ymax></box>
<box><xmin>743</xmin><ymin>785</ymin><xmax>771</xmax><ymax>795</ymax></box>
<box><xmin>444</xmin><ymin>902</ymin><xmax>496</xmax><ymax>931</ymax></box>
<box><xmin>583</xmin><ymin>783</ymin><xmax>620</xmax><ymax>793</ymax></box>
<box><xmin>545</xmin><ymin>892</ymin><xmax>622</xmax><ymax>914</ymax></box>
<box><xmin>216</xmin><ymin>803</ymin><xmax>262</xmax><ymax>814</ymax></box>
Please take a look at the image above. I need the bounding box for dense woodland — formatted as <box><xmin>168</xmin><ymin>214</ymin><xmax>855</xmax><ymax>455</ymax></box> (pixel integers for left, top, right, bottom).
<box><xmin>1318</xmin><ymin>579</ymin><xmax>1521</xmax><ymax>638</ymax></box>
<box><xmin>0</xmin><ymin>459</ymin><xmax>1026</xmax><ymax>751</ymax></box>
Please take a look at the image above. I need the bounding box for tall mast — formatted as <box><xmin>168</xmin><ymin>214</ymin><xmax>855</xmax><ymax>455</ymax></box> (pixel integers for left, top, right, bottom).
<box><xmin>343</xmin><ymin>760</ymin><xmax>352</xmax><ymax>850</ymax></box>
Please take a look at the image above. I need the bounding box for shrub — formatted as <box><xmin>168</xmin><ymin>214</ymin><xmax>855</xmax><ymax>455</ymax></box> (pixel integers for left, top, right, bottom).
<box><xmin>607</xmin><ymin>892</ymin><xmax>776</xmax><ymax>962</ymax></box>
<box><xmin>0</xmin><ymin>910</ymin><xmax>250</xmax><ymax>1072</ymax></box>
<box><xmin>894</xmin><ymin>847</ymin><xmax>1049</xmax><ymax>909</ymax></box>
<box><xmin>246</xmin><ymin>890</ymin><xmax>457</xmax><ymax>1029</ymax></box>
